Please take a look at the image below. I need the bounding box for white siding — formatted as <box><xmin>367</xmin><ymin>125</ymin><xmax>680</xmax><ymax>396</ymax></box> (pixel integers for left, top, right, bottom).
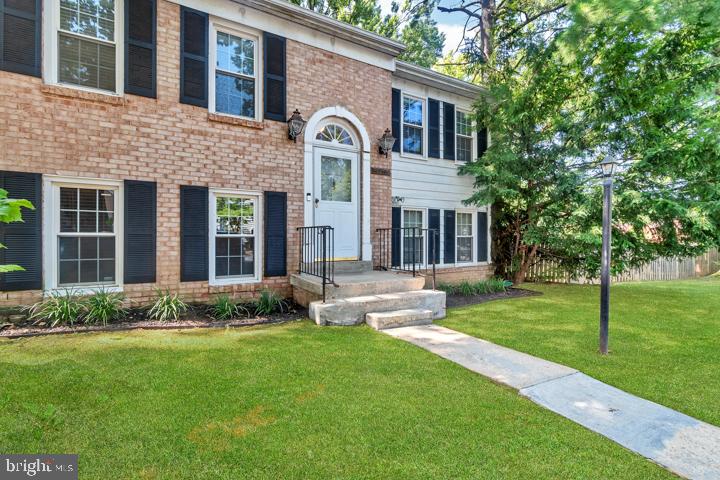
<box><xmin>391</xmin><ymin>76</ymin><xmax>491</xmax><ymax>266</ymax></box>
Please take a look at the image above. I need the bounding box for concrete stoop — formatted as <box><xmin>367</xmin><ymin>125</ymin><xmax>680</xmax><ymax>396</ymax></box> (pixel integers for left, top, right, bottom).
<box><xmin>366</xmin><ymin>309</ymin><xmax>433</xmax><ymax>330</ymax></box>
<box><xmin>309</xmin><ymin>290</ymin><xmax>446</xmax><ymax>326</ymax></box>
<box><xmin>291</xmin><ymin>270</ymin><xmax>425</xmax><ymax>307</ymax></box>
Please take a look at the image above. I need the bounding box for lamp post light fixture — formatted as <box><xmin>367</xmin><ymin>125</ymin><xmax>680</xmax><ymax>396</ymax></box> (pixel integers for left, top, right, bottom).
<box><xmin>599</xmin><ymin>156</ymin><xmax>618</xmax><ymax>355</ymax></box>
<box><xmin>287</xmin><ymin>109</ymin><xmax>306</xmax><ymax>143</ymax></box>
<box><xmin>378</xmin><ymin>128</ymin><xmax>396</xmax><ymax>157</ymax></box>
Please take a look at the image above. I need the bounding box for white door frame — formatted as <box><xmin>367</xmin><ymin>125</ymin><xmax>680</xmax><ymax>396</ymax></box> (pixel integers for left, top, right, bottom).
<box><xmin>303</xmin><ymin>107</ymin><xmax>372</xmax><ymax>262</ymax></box>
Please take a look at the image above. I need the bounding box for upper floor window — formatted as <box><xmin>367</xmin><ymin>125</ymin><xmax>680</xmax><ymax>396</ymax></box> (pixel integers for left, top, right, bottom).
<box><xmin>402</xmin><ymin>95</ymin><xmax>424</xmax><ymax>156</ymax></box>
<box><xmin>211</xmin><ymin>23</ymin><xmax>259</xmax><ymax>120</ymax></box>
<box><xmin>57</xmin><ymin>0</ymin><xmax>117</xmax><ymax>92</ymax></box>
<box><xmin>456</xmin><ymin>110</ymin><xmax>473</xmax><ymax>163</ymax></box>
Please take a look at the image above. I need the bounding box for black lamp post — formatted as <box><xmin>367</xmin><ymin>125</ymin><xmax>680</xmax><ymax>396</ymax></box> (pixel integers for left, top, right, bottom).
<box><xmin>599</xmin><ymin>156</ymin><xmax>618</xmax><ymax>355</ymax></box>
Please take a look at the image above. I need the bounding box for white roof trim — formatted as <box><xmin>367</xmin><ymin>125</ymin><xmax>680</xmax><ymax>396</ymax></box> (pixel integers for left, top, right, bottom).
<box><xmin>394</xmin><ymin>60</ymin><xmax>488</xmax><ymax>99</ymax></box>
<box><xmin>233</xmin><ymin>0</ymin><xmax>406</xmax><ymax>57</ymax></box>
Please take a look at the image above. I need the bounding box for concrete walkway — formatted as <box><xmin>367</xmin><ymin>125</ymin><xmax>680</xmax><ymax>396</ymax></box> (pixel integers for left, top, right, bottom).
<box><xmin>383</xmin><ymin>325</ymin><xmax>720</xmax><ymax>480</ymax></box>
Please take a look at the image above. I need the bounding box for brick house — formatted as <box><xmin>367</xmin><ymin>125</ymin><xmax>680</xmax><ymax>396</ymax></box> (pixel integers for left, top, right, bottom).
<box><xmin>0</xmin><ymin>0</ymin><xmax>492</xmax><ymax>315</ymax></box>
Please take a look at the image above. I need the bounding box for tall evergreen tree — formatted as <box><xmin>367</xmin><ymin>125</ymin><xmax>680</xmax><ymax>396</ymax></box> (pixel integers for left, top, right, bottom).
<box><xmin>435</xmin><ymin>0</ymin><xmax>720</xmax><ymax>282</ymax></box>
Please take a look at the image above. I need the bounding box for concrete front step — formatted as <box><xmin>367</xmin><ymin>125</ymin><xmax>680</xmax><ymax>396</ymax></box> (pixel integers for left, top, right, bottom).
<box><xmin>366</xmin><ymin>309</ymin><xmax>433</xmax><ymax>330</ymax></box>
<box><xmin>291</xmin><ymin>271</ymin><xmax>425</xmax><ymax>307</ymax></box>
<box><xmin>309</xmin><ymin>289</ymin><xmax>446</xmax><ymax>326</ymax></box>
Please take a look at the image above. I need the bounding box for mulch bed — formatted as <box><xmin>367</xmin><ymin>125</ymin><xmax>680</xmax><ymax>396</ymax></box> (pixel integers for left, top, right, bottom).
<box><xmin>0</xmin><ymin>306</ymin><xmax>308</xmax><ymax>339</ymax></box>
<box><xmin>445</xmin><ymin>287</ymin><xmax>541</xmax><ymax>309</ymax></box>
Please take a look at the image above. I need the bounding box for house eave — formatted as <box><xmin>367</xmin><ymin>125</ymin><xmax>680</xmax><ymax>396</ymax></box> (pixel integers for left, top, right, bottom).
<box><xmin>233</xmin><ymin>0</ymin><xmax>406</xmax><ymax>57</ymax></box>
<box><xmin>394</xmin><ymin>60</ymin><xmax>488</xmax><ymax>99</ymax></box>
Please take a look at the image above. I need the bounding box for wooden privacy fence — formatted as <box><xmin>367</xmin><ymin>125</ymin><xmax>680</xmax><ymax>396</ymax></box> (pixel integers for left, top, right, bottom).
<box><xmin>528</xmin><ymin>249</ymin><xmax>719</xmax><ymax>284</ymax></box>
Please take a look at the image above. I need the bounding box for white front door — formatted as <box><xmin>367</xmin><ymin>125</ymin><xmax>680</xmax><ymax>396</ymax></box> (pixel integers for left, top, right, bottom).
<box><xmin>313</xmin><ymin>146</ymin><xmax>359</xmax><ymax>260</ymax></box>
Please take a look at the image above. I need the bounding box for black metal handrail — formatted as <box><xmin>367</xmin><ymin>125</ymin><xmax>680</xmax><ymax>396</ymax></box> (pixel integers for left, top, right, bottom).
<box><xmin>297</xmin><ymin>226</ymin><xmax>335</xmax><ymax>302</ymax></box>
<box><xmin>374</xmin><ymin>227</ymin><xmax>438</xmax><ymax>290</ymax></box>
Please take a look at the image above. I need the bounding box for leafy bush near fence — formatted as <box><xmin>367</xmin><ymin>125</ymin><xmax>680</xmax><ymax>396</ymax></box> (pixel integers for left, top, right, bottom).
<box><xmin>438</xmin><ymin>278</ymin><xmax>513</xmax><ymax>296</ymax></box>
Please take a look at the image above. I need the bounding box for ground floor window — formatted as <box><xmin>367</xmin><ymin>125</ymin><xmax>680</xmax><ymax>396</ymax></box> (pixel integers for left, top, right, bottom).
<box><xmin>402</xmin><ymin>209</ymin><xmax>424</xmax><ymax>265</ymax></box>
<box><xmin>210</xmin><ymin>191</ymin><xmax>260</xmax><ymax>284</ymax></box>
<box><xmin>456</xmin><ymin>212</ymin><xmax>474</xmax><ymax>263</ymax></box>
<box><xmin>47</xmin><ymin>180</ymin><xmax>122</xmax><ymax>290</ymax></box>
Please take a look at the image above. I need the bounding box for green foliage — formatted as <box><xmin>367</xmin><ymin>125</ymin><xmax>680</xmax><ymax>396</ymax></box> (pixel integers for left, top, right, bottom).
<box><xmin>84</xmin><ymin>290</ymin><xmax>127</xmax><ymax>326</ymax></box>
<box><xmin>288</xmin><ymin>0</ymin><xmax>445</xmax><ymax>68</ymax></box>
<box><xmin>209</xmin><ymin>294</ymin><xmax>249</xmax><ymax>320</ymax></box>
<box><xmin>147</xmin><ymin>290</ymin><xmax>188</xmax><ymax>322</ymax></box>
<box><xmin>438</xmin><ymin>278</ymin><xmax>512</xmax><ymax>296</ymax></box>
<box><xmin>0</xmin><ymin>188</ymin><xmax>35</xmax><ymax>273</ymax></box>
<box><xmin>451</xmin><ymin>0</ymin><xmax>720</xmax><ymax>281</ymax></box>
<box><xmin>253</xmin><ymin>289</ymin><xmax>289</xmax><ymax>316</ymax></box>
<box><xmin>25</xmin><ymin>290</ymin><xmax>85</xmax><ymax>327</ymax></box>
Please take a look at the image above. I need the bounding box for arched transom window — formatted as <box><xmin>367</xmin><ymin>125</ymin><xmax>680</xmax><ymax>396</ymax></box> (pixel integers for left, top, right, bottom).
<box><xmin>315</xmin><ymin>124</ymin><xmax>354</xmax><ymax>146</ymax></box>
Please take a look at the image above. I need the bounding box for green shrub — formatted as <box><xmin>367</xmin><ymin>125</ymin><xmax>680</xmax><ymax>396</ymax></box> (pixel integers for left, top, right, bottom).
<box><xmin>437</xmin><ymin>278</ymin><xmax>514</xmax><ymax>296</ymax></box>
<box><xmin>209</xmin><ymin>294</ymin><xmax>249</xmax><ymax>320</ymax></box>
<box><xmin>147</xmin><ymin>290</ymin><xmax>188</xmax><ymax>322</ymax></box>
<box><xmin>25</xmin><ymin>290</ymin><xmax>84</xmax><ymax>327</ymax></box>
<box><xmin>254</xmin><ymin>289</ymin><xmax>288</xmax><ymax>316</ymax></box>
<box><xmin>84</xmin><ymin>290</ymin><xmax>127</xmax><ymax>326</ymax></box>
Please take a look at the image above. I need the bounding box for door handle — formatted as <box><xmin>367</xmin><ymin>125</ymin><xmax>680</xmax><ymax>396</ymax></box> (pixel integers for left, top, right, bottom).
<box><xmin>314</xmin><ymin>198</ymin><xmax>320</xmax><ymax>208</ymax></box>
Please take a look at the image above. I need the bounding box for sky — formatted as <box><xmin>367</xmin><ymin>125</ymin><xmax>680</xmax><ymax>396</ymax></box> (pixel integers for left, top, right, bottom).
<box><xmin>378</xmin><ymin>0</ymin><xmax>468</xmax><ymax>55</ymax></box>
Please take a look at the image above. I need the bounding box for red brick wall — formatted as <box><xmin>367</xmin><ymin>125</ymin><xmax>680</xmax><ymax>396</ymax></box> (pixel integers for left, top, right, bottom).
<box><xmin>0</xmin><ymin>0</ymin><xmax>393</xmax><ymax>306</ymax></box>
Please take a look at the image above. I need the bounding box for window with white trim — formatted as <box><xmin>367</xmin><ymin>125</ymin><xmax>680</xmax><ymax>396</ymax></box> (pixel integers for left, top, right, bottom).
<box><xmin>56</xmin><ymin>0</ymin><xmax>119</xmax><ymax>92</ymax></box>
<box><xmin>402</xmin><ymin>209</ymin><xmax>424</xmax><ymax>265</ymax></box>
<box><xmin>456</xmin><ymin>110</ymin><xmax>473</xmax><ymax>163</ymax></box>
<box><xmin>210</xmin><ymin>192</ymin><xmax>259</xmax><ymax>283</ymax></box>
<box><xmin>402</xmin><ymin>95</ymin><xmax>424</xmax><ymax>155</ymax></box>
<box><xmin>456</xmin><ymin>212</ymin><xmax>474</xmax><ymax>263</ymax></box>
<box><xmin>52</xmin><ymin>183</ymin><xmax>120</xmax><ymax>287</ymax></box>
<box><xmin>211</xmin><ymin>24</ymin><xmax>258</xmax><ymax>119</ymax></box>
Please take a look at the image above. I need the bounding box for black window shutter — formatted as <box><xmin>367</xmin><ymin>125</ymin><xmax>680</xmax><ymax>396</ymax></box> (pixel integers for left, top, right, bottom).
<box><xmin>391</xmin><ymin>206</ymin><xmax>401</xmax><ymax>267</ymax></box>
<box><xmin>428</xmin><ymin>99</ymin><xmax>440</xmax><ymax>159</ymax></box>
<box><xmin>428</xmin><ymin>209</ymin><xmax>440</xmax><ymax>264</ymax></box>
<box><xmin>477</xmin><ymin>211</ymin><xmax>489</xmax><ymax>262</ymax></box>
<box><xmin>125</xmin><ymin>0</ymin><xmax>156</xmax><ymax>98</ymax></box>
<box><xmin>443</xmin><ymin>210</ymin><xmax>455</xmax><ymax>264</ymax></box>
<box><xmin>180</xmin><ymin>185</ymin><xmax>208</xmax><ymax>282</ymax></box>
<box><xmin>478</xmin><ymin>127</ymin><xmax>489</xmax><ymax>158</ymax></box>
<box><xmin>443</xmin><ymin>102</ymin><xmax>456</xmax><ymax>160</ymax></box>
<box><xmin>0</xmin><ymin>171</ymin><xmax>42</xmax><ymax>291</ymax></box>
<box><xmin>179</xmin><ymin>7</ymin><xmax>208</xmax><ymax>107</ymax></box>
<box><xmin>124</xmin><ymin>180</ymin><xmax>156</xmax><ymax>284</ymax></box>
<box><xmin>264</xmin><ymin>32</ymin><xmax>286</xmax><ymax>122</ymax></box>
<box><xmin>391</xmin><ymin>89</ymin><xmax>401</xmax><ymax>153</ymax></box>
<box><xmin>0</xmin><ymin>0</ymin><xmax>41</xmax><ymax>77</ymax></box>
<box><xmin>264</xmin><ymin>191</ymin><xmax>287</xmax><ymax>277</ymax></box>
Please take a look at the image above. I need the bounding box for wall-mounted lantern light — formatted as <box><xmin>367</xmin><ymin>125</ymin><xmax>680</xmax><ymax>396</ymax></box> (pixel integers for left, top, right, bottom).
<box><xmin>378</xmin><ymin>128</ymin><xmax>396</xmax><ymax>157</ymax></box>
<box><xmin>287</xmin><ymin>109</ymin><xmax>306</xmax><ymax>143</ymax></box>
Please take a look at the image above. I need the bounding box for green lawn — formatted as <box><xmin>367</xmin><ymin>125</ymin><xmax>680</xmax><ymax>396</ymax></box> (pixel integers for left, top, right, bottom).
<box><xmin>0</xmin><ymin>322</ymin><xmax>673</xmax><ymax>479</ymax></box>
<box><xmin>441</xmin><ymin>276</ymin><xmax>720</xmax><ymax>427</ymax></box>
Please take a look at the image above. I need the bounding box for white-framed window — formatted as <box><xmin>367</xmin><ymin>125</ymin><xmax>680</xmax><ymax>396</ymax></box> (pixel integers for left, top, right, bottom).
<box><xmin>44</xmin><ymin>0</ymin><xmax>124</xmax><ymax>94</ymax></box>
<box><xmin>456</xmin><ymin>211</ymin><xmax>474</xmax><ymax>263</ymax></box>
<box><xmin>402</xmin><ymin>208</ymin><xmax>425</xmax><ymax>265</ymax></box>
<box><xmin>44</xmin><ymin>177</ymin><xmax>123</xmax><ymax>292</ymax></box>
<box><xmin>209</xmin><ymin>20</ymin><xmax>261</xmax><ymax>121</ymax></box>
<box><xmin>401</xmin><ymin>94</ymin><xmax>424</xmax><ymax>156</ymax></box>
<box><xmin>209</xmin><ymin>190</ymin><xmax>261</xmax><ymax>285</ymax></box>
<box><xmin>456</xmin><ymin>110</ymin><xmax>474</xmax><ymax>163</ymax></box>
